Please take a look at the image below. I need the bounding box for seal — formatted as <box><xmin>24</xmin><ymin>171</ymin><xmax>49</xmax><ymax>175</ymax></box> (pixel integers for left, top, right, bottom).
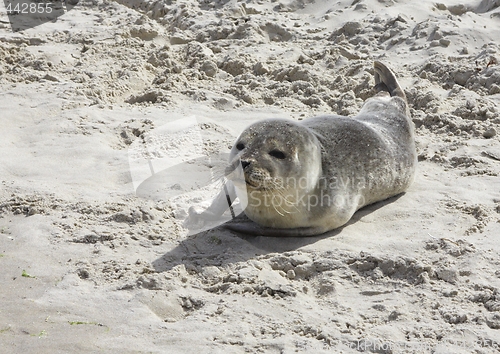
<box><xmin>189</xmin><ymin>61</ymin><xmax>416</xmax><ymax>236</ymax></box>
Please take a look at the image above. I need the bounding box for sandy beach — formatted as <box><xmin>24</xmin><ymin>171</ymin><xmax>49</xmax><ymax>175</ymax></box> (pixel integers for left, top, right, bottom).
<box><xmin>1</xmin><ymin>0</ymin><xmax>500</xmax><ymax>352</ymax></box>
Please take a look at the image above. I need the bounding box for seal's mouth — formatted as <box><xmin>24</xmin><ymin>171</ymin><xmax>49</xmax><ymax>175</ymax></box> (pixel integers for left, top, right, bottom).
<box><xmin>245</xmin><ymin>179</ymin><xmax>273</xmax><ymax>192</ymax></box>
<box><xmin>245</xmin><ymin>179</ymin><xmax>259</xmax><ymax>188</ymax></box>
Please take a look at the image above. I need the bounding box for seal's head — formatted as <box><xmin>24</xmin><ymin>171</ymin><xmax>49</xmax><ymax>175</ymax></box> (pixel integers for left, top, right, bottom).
<box><xmin>226</xmin><ymin>119</ymin><xmax>323</xmax><ymax>227</ymax></box>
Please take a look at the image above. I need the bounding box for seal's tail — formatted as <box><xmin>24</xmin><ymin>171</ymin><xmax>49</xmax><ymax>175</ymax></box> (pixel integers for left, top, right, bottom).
<box><xmin>373</xmin><ymin>61</ymin><xmax>406</xmax><ymax>101</ymax></box>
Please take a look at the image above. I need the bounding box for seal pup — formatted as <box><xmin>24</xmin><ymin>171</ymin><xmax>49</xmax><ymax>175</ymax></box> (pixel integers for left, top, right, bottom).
<box><xmin>189</xmin><ymin>61</ymin><xmax>416</xmax><ymax>236</ymax></box>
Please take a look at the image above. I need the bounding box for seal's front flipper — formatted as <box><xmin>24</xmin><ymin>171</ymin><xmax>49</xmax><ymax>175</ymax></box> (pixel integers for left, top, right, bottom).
<box><xmin>223</xmin><ymin>215</ymin><xmax>327</xmax><ymax>237</ymax></box>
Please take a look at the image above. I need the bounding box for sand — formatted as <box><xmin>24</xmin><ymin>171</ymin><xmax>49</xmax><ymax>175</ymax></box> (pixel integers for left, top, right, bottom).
<box><xmin>1</xmin><ymin>0</ymin><xmax>500</xmax><ymax>352</ymax></box>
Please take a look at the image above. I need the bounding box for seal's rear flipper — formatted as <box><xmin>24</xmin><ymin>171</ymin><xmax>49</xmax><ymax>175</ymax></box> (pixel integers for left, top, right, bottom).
<box><xmin>373</xmin><ymin>61</ymin><xmax>406</xmax><ymax>100</ymax></box>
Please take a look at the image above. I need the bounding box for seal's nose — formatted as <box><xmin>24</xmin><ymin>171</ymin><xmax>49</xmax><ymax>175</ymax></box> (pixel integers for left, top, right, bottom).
<box><xmin>241</xmin><ymin>160</ymin><xmax>251</xmax><ymax>170</ymax></box>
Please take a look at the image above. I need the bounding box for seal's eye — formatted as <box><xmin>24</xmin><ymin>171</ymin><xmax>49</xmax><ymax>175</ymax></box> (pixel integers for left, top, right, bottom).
<box><xmin>236</xmin><ymin>143</ymin><xmax>245</xmax><ymax>151</ymax></box>
<box><xmin>269</xmin><ymin>150</ymin><xmax>286</xmax><ymax>159</ymax></box>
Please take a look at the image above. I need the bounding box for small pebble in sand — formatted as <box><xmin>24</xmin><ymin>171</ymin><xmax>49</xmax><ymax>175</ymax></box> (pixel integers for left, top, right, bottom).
<box><xmin>483</xmin><ymin>127</ymin><xmax>497</xmax><ymax>138</ymax></box>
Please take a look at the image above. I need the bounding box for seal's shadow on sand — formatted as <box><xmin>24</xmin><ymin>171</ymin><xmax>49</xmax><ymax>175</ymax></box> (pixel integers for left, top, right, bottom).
<box><xmin>152</xmin><ymin>194</ymin><xmax>404</xmax><ymax>273</ymax></box>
